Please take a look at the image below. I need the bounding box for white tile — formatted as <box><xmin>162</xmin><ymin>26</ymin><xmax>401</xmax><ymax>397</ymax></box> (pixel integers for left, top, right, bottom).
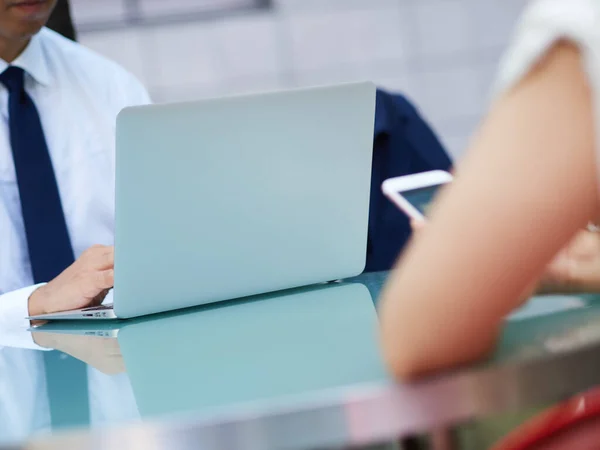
<box><xmin>478</xmin><ymin>60</ymin><xmax>503</xmax><ymax>107</ymax></box>
<box><xmin>79</xmin><ymin>30</ymin><xmax>148</xmax><ymax>85</ymax></box>
<box><xmin>294</xmin><ymin>65</ymin><xmax>379</xmax><ymax>88</ymax></box>
<box><xmin>418</xmin><ymin>65</ymin><xmax>487</xmax><ymax>124</ymax></box>
<box><xmin>146</xmin><ymin>23</ymin><xmax>221</xmax><ymax>90</ymax></box>
<box><xmin>412</xmin><ymin>0</ymin><xmax>475</xmax><ymax>57</ymax></box>
<box><xmin>276</xmin><ymin>0</ymin><xmax>398</xmax><ymax>13</ymax></box>
<box><xmin>152</xmin><ymin>74</ymin><xmax>284</xmax><ymax>104</ymax></box>
<box><xmin>471</xmin><ymin>0</ymin><xmax>525</xmax><ymax>50</ymax></box>
<box><xmin>139</xmin><ymin>0</ymin><xmax>265</xmax><ymax>17</ymax></box>
<box><xmin>287</xmin><ymin>7</ymin><xmax>409</xmax><ymax>72</ymax></box>
<box><xmin>371</xmin><ymin>73</ymin><xmax>426</xmax><ymax>110</ymax></box>
<box><xmin>150</xmin><ymin>83</ymin><xmax>223</xmax><ymax>104</ymax></box>
<box><xmin>76</xmin><ymin>0</ymin><xmax>522</xmax><ymax>133</ymax></box>
<box><xmin>70</xmin><ymin>0</ymin><xmax>127</xmax><ymax>25</ymax></box>
<box><xmin>440</xmin><ymin>134</ymin><xmax>469</xmax><ymax>160</ymax></box>
<box><xmin>369</xmin><ymin>74</ymin><xmax>412</xmax><ymax>93</ymax></box>
<box><xmin>434</xmin><ymin>116</ymin><xmax>483</xmax><ymax>159</ymax></box>
<box><xmin>219</xmin><ymin>75</ymin><xmax>286</xmax><ymax>96</ymax></box>
<box><xmin>212</xmin><ymin>15</ymin><xmax>281</xmax><ymax>79</ymax></box>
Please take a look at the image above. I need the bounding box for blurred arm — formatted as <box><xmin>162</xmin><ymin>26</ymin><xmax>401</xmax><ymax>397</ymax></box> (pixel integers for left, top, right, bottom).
<box><xmin>379</xmin><ymin>42</ymin><xmax>600</xmax><ymax>380</ymax></box>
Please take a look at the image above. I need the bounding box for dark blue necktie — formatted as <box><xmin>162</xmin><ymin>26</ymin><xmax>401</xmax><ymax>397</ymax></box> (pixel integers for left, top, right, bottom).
<box><xmin>1</xmin><ymin>66</ymin><xmax>74</xmax><ymax>283</ymax></box>
<box><xmin>1</xmin><ymin>66</ymin><xmax>89</xmax><ymax>428</ymax></box>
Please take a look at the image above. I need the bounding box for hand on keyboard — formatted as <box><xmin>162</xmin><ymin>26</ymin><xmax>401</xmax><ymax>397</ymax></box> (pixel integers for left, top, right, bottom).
<box><xmin>28</xmin><ymin>245</ymin><xmax>114</xmax><ymax>320</ymax></box>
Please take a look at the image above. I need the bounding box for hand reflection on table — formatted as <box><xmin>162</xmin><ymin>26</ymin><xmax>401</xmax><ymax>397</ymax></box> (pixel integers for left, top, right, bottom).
<box><xmin>31</xmin><ymin>332</ymin><xmax>125</xmax><ymax>375</ymax></box>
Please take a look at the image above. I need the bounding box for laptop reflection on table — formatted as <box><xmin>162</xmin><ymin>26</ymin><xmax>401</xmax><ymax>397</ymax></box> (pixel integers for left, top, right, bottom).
<box><xmin>31</xmin><ymin>281</ymin><xmax>388</xmax><ymax>418</ymax></box>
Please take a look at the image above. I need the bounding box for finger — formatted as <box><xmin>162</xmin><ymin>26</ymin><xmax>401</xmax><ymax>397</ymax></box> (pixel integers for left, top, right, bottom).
<box><xmin>92</xmin><ymin>269</ymin><xmax>115</xmax><ymax>291</ymax></box>
<box><xmin>82</xmin><ymin>244</ymin><xmax>109</xmax><ymax>258</ymax></box>
<box><xmin>545</xmin><ymin>253</ymin><xmax>600</xmax><ymax>293</ymax></box>
<box><xmin>544</xmin><ymin>252</ymin><xmax>569</xmax><ymax>279</ymax></box>
<box><xmin>88</xmin><ymin>246</ymin><xmax>114</xmax><ymax>270</ymax></box>
<box><xmin>567</xmin><ymin>259</ymin><xmax>600</xmax><ymax>290</ymax></box>
<box><xmin>567</xmin><ymin>231</ymin><xmax>600</xmax><ymax>259</ymax></box>
<box><xmin>80</xmin><ymin>271</ymin><xmax>113</xmax><ymax>301</ymax></box>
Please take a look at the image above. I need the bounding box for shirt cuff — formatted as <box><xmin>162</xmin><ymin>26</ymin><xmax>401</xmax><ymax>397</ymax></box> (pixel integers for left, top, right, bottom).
<box><xmin>0</xmin><ymin>284</ymin><xmax>47</xmax><ymax>349</ymax></box>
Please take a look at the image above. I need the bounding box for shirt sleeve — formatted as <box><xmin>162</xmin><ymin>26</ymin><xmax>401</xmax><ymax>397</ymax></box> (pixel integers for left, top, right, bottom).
<box><xmin>493</xmin><ymin>0</ymin><xmax>600</xmax><ymax>100</ymax></box>
<box><xmin>0</xmin><ymin>284</ymin><xmax>49</xmax><ymax>350</ymax></box>
<box><xmin>122</xmin><ymin>71</ymin><xmax>152</xmax><ymax>107</ymax></box>
<box><xmin>111</xmin><ymin>69</ymin><xmax>151</xmax><ymax>112</ymax></box>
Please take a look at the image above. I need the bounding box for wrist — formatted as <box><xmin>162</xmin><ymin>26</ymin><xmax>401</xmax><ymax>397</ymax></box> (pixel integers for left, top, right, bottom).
<box><xmin>28</xmin><ymin>285</ymin><xmax>49</xmax><ymax>317</ymax></box>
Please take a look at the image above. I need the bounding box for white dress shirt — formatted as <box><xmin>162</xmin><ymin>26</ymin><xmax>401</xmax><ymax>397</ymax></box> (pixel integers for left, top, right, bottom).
<box><xmin>0</xmin><ymin>28</ymin><xmax>148</xmax><ymax>443</ymax></box>
<box><xmin>0</xmin><ymin>27</ymin><xmax>150</xmax><ymax>344</ymax></box>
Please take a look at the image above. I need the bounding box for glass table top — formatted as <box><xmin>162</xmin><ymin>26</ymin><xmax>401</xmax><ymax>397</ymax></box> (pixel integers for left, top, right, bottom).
<box><xmin>3</xmin><ymin>271</ymin><xmax>600</xmax><ymax>447</ymax></box>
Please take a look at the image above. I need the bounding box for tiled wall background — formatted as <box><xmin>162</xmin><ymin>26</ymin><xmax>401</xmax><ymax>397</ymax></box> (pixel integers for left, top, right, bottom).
<box><xmin>73</xmin><ymin>0</ymin><xmax>526</xmax><ymax>159</ymax></box>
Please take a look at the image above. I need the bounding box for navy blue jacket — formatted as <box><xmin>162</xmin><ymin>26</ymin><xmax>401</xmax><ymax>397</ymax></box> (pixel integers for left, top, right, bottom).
<box><xmin>365</xmin><ymin>90</ymin><xmax>453</xmax><ymax>272</ymax></box>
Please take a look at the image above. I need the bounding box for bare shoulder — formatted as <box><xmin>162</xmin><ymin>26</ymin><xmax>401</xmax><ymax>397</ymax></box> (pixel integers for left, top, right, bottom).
<box><xmin>517</xmin><ymin>40</ymin><xmax>590</xmax><ymax>95</ymax></box>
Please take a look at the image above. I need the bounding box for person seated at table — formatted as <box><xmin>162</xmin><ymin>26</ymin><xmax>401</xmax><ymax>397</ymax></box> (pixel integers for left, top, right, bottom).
<box><xmin>379</xmin><ymin>0</ymin><xmax>600</xmax><ymax>380</ymax></box>
<box><xmin>0</xmin><ymin>0</ymin><xmax>146</xmax><ymax>439</ymax></box>
<box><xmin>0</xmin><ymin>0</ymin><xmax>149</xmax><ymax>335</ymax></box>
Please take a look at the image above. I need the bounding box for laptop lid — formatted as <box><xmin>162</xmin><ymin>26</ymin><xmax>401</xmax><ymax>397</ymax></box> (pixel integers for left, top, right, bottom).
<box><xmin>114</xmin><ymin>82</ymin><xmax>376</xmax><ymax>318</ymax></box>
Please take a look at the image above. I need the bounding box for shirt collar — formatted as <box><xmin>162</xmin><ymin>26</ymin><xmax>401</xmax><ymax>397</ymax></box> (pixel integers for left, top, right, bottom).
<box><xmin>0</xmin><ymin>29</ymin><xmax>52</xmax><ymax>87</ymax></box>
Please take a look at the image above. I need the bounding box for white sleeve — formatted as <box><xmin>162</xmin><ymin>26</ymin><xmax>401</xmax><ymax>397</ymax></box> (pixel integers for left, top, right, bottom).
<box><xmin>0</xmin><ymin>284</ymin><xmax>49</xmax><ymax>350</ymax></box>
<box><xmin>126</xmin><ymin>74</ymin><xmax>151</xmax><ymax>107</ymax></box>
<box><xmin>493</xmin><ymin>0</ymin><xmax>600</xmax><ymax>100</ymax></box>
<box><xmin>116</xmin><ymin>70</ymin><xmax>152</xmax><ymax>109</ymax></box>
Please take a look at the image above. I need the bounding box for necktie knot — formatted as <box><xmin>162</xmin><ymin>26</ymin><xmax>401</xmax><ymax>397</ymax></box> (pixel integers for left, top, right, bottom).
<box><xmin>0</xmin><ymin>66</ymin><xmax>25</xmax><ymax>94</ymax></box>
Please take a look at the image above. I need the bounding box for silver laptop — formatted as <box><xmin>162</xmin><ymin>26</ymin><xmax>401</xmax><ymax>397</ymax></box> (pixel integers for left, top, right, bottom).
<box><xmin>28</xmin><ymin>82</ymin><xmax>376</xmax><ymax>320</ymax></box>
